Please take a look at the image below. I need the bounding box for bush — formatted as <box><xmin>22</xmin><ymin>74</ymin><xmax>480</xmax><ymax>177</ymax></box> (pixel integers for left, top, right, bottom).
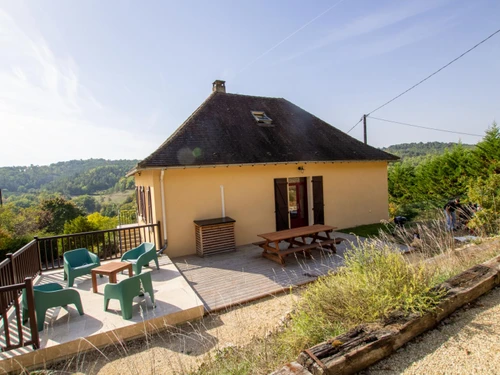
<box><xmin>467</xmin><ymin>173</ymin><xmax>500</xmax><ymax>235</ymax></box>
<box><xmin>278</xmin><ymin>243</ymin><xmax>443</xmax><ymax>351</ymax></box>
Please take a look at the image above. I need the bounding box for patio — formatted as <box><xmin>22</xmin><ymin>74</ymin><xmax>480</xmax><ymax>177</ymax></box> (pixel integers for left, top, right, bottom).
<box><xmin>0</xmin><ymin>231</ymin><xmax>363</xmax><ymax>373</ymax></box>
<box><xmin>173</xmin><ymin>232</ymin><xmax>361</xmax><ymax>312</ymax></box>
<box><xmin>0</xmin><ymin>255</ymin><xmax>204</xmax><ymax>373</ymax></box>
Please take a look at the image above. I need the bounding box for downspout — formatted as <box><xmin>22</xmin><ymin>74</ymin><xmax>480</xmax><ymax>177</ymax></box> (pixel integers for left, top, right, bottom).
<box><xmin>220</xmin><ymin>185</ymin><xmax>226</xmax><ymax>217</ymax></box>
<box><xmin>160</xmin><ymin>169</ymin><xmax>168</xmax><ymax>246</ymax></box>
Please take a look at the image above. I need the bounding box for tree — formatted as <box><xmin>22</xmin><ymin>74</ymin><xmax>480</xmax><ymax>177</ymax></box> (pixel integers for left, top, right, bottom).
<box><xmin>472</xmin><ymin>122</ymin><xmax>500</xmax><ymax>177</ymax></box>
<box><xmin>72</xmin><ymin>195</ymin><xmax>100</xmax><ymax>214</ymax></box>
<box><xmin>467</xmin><ymin>173</ymin><xmax>500</xmax><ymax>235</ymax></box>
<box><xmin>40</xmin><ymin>196</ymin><xmax>84</xmax><ymax>234</ymax></box>
<box><xmin>63</xmin><ymin>216</ymin><xmax>98</xmax><ymax>234</ymax></box>
<box><xmin>87</xmin><ymin>212</ymin><xmax>118</xmax><ymax>230</ymax></box>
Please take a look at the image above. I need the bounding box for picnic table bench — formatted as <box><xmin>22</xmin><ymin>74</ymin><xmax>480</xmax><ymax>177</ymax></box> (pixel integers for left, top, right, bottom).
<box><xmin>256</xmin><ymin>224</ymin><xmax>345</xmax><ymax>266</ymax></box>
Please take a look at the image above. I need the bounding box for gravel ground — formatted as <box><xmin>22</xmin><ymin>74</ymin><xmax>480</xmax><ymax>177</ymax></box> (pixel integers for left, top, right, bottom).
<box><xmin>366</xmin><ymin>286</ymin><xmax>500</xmax><ymax>375</ymax></box>
<box><xmin>58</xmin><ymin>291</ymin><xmax>298</xmax><ymax>375</ymax></box>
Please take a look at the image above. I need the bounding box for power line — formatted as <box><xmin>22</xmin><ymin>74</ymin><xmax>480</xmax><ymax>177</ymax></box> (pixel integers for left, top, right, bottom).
<box><xmin>369</xmin><ymin>116</ymin><xmax>484</xmax><ymax>137</ymax></box>
<box><xmin>366</xmin><ymin>28</ymin><xmax>500</xmax><ymax>116</ymax></box>
<box><xmin>235</xmin><ymin>0</ymin><xmax>349</xmax><ymax>76</ymax></box>
<box><xmin>346</xmin><ymin>117</ymin><xmax>363</xmax><ymax>133</ymax></box>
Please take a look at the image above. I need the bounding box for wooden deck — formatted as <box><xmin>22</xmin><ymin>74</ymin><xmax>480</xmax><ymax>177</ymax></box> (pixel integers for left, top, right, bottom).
<box><xmin>173</xmin><ymin>232</ymin><xmax>360</xmax><ymax>312</ymax></box>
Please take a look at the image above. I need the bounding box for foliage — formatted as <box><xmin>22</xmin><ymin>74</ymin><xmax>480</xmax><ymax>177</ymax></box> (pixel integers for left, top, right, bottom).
<box><xmin>0</xmin><ymin>158</ymin><xmax>137</xmax><ymax>195</ymax></box>
<box><xmin>40</xmin><ymin>196</ymin><xmax>84</xmax><ymax>234</ymax></box>
<box><xmin>280</xmin><ymin>244</ymin><xmax>443</xmax><ymax>350</ymax></box>
<box><xmin>72</xmin><ymin>195</ymin><xmax>101</xmax><ymax>214</ymax></box>
<box><xmin>382</xmin><ymin>141</ymin><xmax>474</xmax><ymax>160</ymax></box>
<box><xmin>87</xmin><ymin>212</ymin><xmax>118</xmax><ymax>230</ymax></box>
<box><xmin>387</xmin><ymin>124</ymin><xmax>500</xmax><ymax>220</ymax></box>
<box><xmin>467</xmin><ymin>172</ymin><xmax>500</xmax><ymax>235</ymax></box>
<box><xmin>63</xmin><ymin>216</ymin><xmax>99</xmax><ymax>234</ymax></box>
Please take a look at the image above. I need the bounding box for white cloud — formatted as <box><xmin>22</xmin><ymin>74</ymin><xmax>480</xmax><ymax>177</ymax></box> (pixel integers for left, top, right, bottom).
<box><xmin>278</xmin><ymin>0</ymin><xmax>456</xmax><ymax>63</ymax></box>
<box><xmin>0</xmin><ymin>8</ymin><xmax>157</xmax><ymax>167</ymax></box>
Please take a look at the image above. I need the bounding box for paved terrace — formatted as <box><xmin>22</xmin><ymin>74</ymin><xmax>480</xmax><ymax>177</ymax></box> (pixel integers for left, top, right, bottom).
<box><xmin>0</xmin><ymin>256</ymin><xmax>204</xmax><ymax>373</ymax></box>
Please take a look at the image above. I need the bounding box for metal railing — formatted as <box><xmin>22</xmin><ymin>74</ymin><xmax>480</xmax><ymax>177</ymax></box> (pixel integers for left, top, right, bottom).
<box><xmin>37</xmin><ymin>222</ymin><xmax>161</xmax><ymax>271</ymax></box>
<box><xmin>118</xmin><ymin>209</ymin><xmax>138</xmax><ymax>226</ymax></box>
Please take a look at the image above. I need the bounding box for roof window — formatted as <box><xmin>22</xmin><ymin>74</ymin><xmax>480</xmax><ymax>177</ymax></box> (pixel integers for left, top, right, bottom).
<box><xmin>251</xmin><ymin>111</ymin><xmax>273</xmax><ymax>126</ymax></box>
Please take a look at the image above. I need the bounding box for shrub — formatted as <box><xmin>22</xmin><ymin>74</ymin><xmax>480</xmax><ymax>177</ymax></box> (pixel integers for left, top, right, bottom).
<box><xmin>279</xmin><ymin>243</ymin><xmax>443</xmax><ymax>352</ymax></box>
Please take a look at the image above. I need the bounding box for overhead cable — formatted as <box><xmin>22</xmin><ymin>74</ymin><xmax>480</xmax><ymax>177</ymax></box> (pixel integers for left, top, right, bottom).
<box><xmin>369</xmin><ymin>116</ymin><xmax>483</xmax><ymax>137</ymax></box>
<box><xmin>346</xmin><ymin>118</ymin><xmax>363</xmax><ymax>133</ymax></box>
<box><xmin>366</xmin><ymin>28</ymin><xmax>500</xmax><ymax>116</ymax></box>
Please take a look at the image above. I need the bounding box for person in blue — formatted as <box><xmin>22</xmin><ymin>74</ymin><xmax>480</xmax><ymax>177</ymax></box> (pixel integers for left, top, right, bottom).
<box><xmin>444</xmin><ymin>198</ymin><xmax>460</xmax><ymax>231</ymax></box>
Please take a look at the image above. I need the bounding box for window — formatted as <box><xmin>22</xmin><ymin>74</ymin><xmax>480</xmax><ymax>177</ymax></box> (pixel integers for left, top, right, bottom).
<box><xmin>251</xmin><ymin>111</ymin><xmax>273</xmax><ymax>125</ymax></box>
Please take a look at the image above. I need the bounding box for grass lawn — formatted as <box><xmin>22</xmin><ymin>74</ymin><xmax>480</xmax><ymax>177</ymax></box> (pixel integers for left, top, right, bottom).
<box><xmin>94</xmin><ymin>190</ymin><xmax>134</xmax><ymax>204</ymax></box>
<box><xmin>338</xmin><ymin>223</ymin><xmax>393</xmax><ymax>238</ymax></box>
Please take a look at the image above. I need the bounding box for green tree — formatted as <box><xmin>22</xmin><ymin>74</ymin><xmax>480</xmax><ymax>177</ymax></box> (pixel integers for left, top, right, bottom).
<box><xmin>472</xmin><ymin>122</ymin><xmax>500</xmax><ymax>177</ymax></box>
<box><xmin>64</xmin><ymin>216</ymin><xmax>99</xmax><ymax>234</ymax></box>
<box><xmin>467</xmin><ymin>171</ymin><xmax>500</xmax><ymax>235</ymax></box>
<box><xmin>63</xmin><ymin>216</ymin><xmax>99</xmax><ymax>234</ymax></box>
<box><xmin>87</xmin><ymin>212</ymin><xmax>118</xmax><ymax>230</ymax></box>
<box><xmin>40</xmin><ymin>196</ymin><xmax>84</xmax><ymax>234</ymax></box>
<box><xmin>72</xmin><ymin>195</ymin><xmax>100</xmax><ymax>214</ymax></box>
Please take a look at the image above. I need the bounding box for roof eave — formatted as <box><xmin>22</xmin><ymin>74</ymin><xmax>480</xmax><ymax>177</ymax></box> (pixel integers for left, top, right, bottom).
<box><xmin>135</xmin><ymin>159</ymin><xmax>394</xmax><ymax>171</ymax></box>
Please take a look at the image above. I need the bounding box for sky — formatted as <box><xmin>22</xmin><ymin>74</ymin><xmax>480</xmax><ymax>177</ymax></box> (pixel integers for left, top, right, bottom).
<box><xmin>1</xmin><ymin>0</ymin><xmax>499</xmax><ymax>167</ymax></box>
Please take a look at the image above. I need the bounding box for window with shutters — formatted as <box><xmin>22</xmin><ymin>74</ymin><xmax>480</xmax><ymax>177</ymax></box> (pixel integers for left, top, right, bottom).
<box><xmin>136</xmin><ymin>186</ymin><xmax>151</xmax><ymax>223</ymax></box>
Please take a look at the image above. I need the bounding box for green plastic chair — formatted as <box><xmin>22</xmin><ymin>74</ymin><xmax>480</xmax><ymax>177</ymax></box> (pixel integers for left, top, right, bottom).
<box><xmin>63</xmin><ymin>248</ymin><xmax>101</xmax><ymax>287</ymax></box>
<box><xmin>120</xmin><ymin>242</ymin><xmax>160</xmax><ymax>275</ymax></box>
<box><xmin>104</xmin><ymin>271</ymin><xmax>155</xmax><ymax>320</ymax></box>
<box><xmin>22</xmin><ymin>283</ymin><xmax>84</xmax><ymax>331</ymax></box>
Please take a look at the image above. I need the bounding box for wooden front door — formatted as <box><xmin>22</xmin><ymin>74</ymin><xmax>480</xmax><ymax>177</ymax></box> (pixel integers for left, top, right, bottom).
<box><xmin>289</xmin><ymin>177</ymin><xmax>308</xmax><ymax>228</ymax></box>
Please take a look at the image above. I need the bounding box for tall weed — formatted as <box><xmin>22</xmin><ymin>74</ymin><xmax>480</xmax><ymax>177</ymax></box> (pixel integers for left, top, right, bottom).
<box><xmin>279</xmin><ymin>243</ymin><xmax>443</xmax><ymax>352</ymax></box>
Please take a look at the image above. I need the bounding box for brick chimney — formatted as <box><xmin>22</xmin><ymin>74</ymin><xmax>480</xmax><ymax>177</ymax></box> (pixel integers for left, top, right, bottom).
<box><xmin>212</xmin><ymin>80</ymin><xmax>226</xmax><ymax>93</ymax></box>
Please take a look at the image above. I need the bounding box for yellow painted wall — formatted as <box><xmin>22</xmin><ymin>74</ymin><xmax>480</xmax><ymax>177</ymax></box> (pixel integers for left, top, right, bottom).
<box><xmin>135</xmin><ymin>162</ymin><xmax>389</xmax><ymax>257</ymax></box>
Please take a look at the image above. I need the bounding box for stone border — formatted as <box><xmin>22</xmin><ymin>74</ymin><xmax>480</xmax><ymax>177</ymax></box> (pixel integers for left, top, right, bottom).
<box><xmin>271</xmin><ymin>254</ymin><xmax>500</xmax><ymax>375</ymax></box>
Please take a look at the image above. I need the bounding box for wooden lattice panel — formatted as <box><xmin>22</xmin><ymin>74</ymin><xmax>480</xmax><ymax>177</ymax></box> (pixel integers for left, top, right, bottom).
<box><xmin>194</xmin><ymin>217</ymin><xmax>236</xmax><ymax>257</ymax></box>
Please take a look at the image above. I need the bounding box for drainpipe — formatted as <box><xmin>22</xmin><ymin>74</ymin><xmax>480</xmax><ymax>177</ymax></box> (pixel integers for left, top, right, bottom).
<box><xmin>160</xmin><ymin>169</ymin><xmax>168</xmax><ymax>245</ymax></box>
<box><xmin>220</xmin><ymin>185</ymin><xmax>225</xmax><ymax>217</ymax></box>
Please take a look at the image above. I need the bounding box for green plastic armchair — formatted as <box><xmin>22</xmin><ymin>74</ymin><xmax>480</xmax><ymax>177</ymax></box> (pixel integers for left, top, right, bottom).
<box><xmin>22</xmin><ymin>283</ymin><xmax>84</xmax><ymax>331</ymax></box>
<box><xmin>63</xmin><ymin>248</ymin><xmax>101</xmax><ymax>287</ymax></box>
<box><xmin>104</xmin><ymin>271</ymin><xmax>155</xmax><ymax>320</ymax></box>
<box><xmin>120</xmin><ymin>242</ymin><xmax>160</xmax><ymax>275</ymax></box>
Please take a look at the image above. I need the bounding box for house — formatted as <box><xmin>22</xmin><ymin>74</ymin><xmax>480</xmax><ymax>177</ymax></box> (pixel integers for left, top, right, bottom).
<box><xmin>129</xmin><ymin>80</ymin><xmax>398</xmax><ymax>257</ymax></box>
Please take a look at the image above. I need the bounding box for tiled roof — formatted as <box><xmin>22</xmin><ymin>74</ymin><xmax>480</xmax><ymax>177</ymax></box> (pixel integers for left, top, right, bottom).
<box><xmin>137</xmin><ymin>92</ymin><xmax>398</xmax><ymax>168</ymax></box>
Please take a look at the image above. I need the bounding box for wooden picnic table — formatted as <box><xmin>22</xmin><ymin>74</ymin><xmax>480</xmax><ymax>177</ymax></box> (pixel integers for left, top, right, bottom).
<box><xmin>256</xmin><ymin>224</ymin><xmax>344</xmax><ymax>266</ymax></box>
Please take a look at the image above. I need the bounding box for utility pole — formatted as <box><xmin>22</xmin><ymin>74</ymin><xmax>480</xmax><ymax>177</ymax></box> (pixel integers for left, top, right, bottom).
<box><xmin>363</xmin><ymin>114</ymin><xmax>367</xmax><ymax>144</ymax></box>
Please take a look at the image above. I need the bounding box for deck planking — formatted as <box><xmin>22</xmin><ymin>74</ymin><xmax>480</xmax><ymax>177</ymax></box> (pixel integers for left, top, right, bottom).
<box><xmin>173</xmin><ymin>233</ymin><xmax>360</xmax><ymax>312</ymax></box>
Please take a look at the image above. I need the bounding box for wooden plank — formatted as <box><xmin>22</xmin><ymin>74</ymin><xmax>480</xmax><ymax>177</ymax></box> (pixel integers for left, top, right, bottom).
<box><xmin>258</xmin><ymin>225</ymin><xmax>337</xmax><ymax>242</ymax></box>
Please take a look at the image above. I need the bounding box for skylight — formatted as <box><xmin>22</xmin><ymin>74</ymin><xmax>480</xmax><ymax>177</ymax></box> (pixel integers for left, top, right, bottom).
<box><xmin>251</xmin><ymin>111</ymin><xmax>273</xmax><ymax>125</ymax></box>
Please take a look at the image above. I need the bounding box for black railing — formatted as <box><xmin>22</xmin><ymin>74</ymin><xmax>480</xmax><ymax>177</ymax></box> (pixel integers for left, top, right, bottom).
<box><xmin>37</xmin><ymin>222</ymin><xmax>161</xmax><ymax>271</ymax></box>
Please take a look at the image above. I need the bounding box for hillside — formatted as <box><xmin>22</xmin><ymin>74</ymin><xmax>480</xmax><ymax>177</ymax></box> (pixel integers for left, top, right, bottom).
<box><xmin>0</xmin><ymin>142</ymin><xmax>475</xmax><ymax>196</ymax></box>
<box><xmin>0</xmin><ymin>159</ymin><xmax>138</xmax><ymax>196</ymax></box>
<box><xmin>381</xmin><ymin>141</ymin><xmax>475</xmax><ymax>159</ymax></box>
